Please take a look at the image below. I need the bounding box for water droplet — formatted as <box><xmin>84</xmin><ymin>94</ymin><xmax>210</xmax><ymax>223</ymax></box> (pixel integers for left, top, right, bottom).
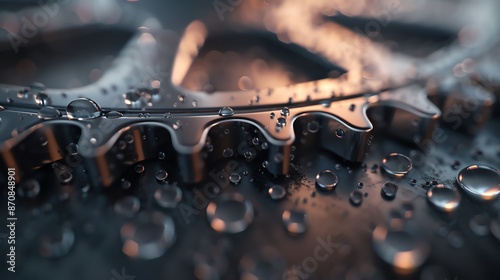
<box><xmin>268</xmin><ymin>185</ymin><xmax>286</xmax><ymax>200</ymax></box>
<box><xmin>469</xmin><ymin>214</ymin><xmax>489</xmax><ymax>236</ymax></box>
<box><xmin>251</xmin><ymin>137</ymin><xmax>260</xmax><ymax>146</ymax></box>
<box><xmin>34</xmin><ymin>92</ymin><xmax>50</xmax><ymax>106</ymax></box>
<box><xmin>192</xmin><ymin>100</ymin><xmax>198</xmax><ymax>107</ymax></box>
<box><xmin>335</xmin><ymin>128</ymin><xmax>344</xmax><ymax>138</ymax></box>
<box><xmin>106</xmin><ymin>111</ymin><xmax>123</xmax><ymax>119</ymax></box>
<box><xmin>282</xmin><ymin>209</ymin><xmax>307</xmax><ymax>234</ymax></box>
<box><xmin>219</xmin><ymin>107</ymin><xmax>234</xmax><ymax>117</ymax></box>
<box><xmin>381</xmin><ymin>153</ymin><xmax>413</xmax><ymax>176</ymax></box>
<box><xmin>207</xmin><ymin>193</ymin><xmax>254</xmax><ymax>233</ymax></box>
<box><xmin>154</xmin><ymin>184</ymin><xmax>182</xmax><ymax>208</ymax></box>
<box><xmin>315</xmin><ymin>170</ymin><xmax>338</xmax><ymax>191</ymax></box>
<box><xmin>307</xmin><ymin>121</ymin><xmax>319</xmax><ymax>133</ymax></box>
<box><xmin>456</xmin><ymin>164</ymin><xmax>500</xmax><ymax>201</ymax></box>
<box><xmin>0</xmin><ymin>105</ymin><xmax>5</xmax><ymax>111</ymax></box>
<box><xmin>239</xmin><ymin>247</ymin><xmax>286</xmax><ymax>280</ymax></box>
<box><xmin>381</xmin><ymin>182</ymin><xmax>398</xmax><ymax>200</ymax></box>
<box><xmin>37</xmin><ymin>106</ymin><xmax>61</xmax><ymax>120</ymax></box>
<box><xmin>262</xmin><ymin>161</ymin><xmax>269</xmax><ymax>168</ymax></box>
<box><xmin>155</xmin><ymin>170</ymin><xmax>168</xmax><ymax>182</ymax></box>
<box><xmin>39</xmin><ymin>226</ymin><xmax>75</xmax><ymax>258</ymax></box>
<box><xmin>244</xmin><ymin>151</ymin><xmax>253</xmax><ymax>159</ymax></box>
<box><xmin>158</xmin><ymin>152</ymin><xmax>166</xmax><ymax>160</ymax></box>
<box><xmin>229</xmin><ymin>173</ymin><xmax>241</xmax><ymax>184</ymax></box>
<box><xmin>223</xmin><ymin>148</ymin><xmax>234</xmax><ymax>158</ymax></box>
<box><xmin>238</xmin><ymin>76</ymin><xmax>254</xmax><ymax>90</ymax></box>
<box><xmin>178</xmin><ymin>94</ymin><xmax>185</xmax><ymax>102</ymax></box>
<box><xmin>358</xmin><ymin>182</ymin><xmax>364</xmax><ymax>188</ymax></box>
<box><xmin>135</xmin><ymin>164</ymin><xmax>145</xmax><ymax>174</ymax></box>
<box><xmin>281</xmin><ymin>107</ymin><xmax>290</xmax><ymax>117</ymax></box>
<box><xmin>114</xmin><ymin>196</ymin><xmax>141</xmax><ymax>217</ymax></box>
<box><xmin>427</xmin><ymin>185</ymin><xmax>460</xmax><ymax>212</ymax></box>
<box><xmin>270</xmin><ymin>112</ymin><xmax>275</xmax><ymax>119</ymax></box>
<box><xmin>163</xmin><ymin>112</ymin><xmax>173</xmax><ymax>118</ymax></box>
<box><xmin>261</xmin><ymin>142</ymin><xmax>268</xmax><ymax>150</ymax></box>
<box><xmin>121</xmin><ymin>211</ymin><xmax>176</xmax><ymax>259</ymax></box>
<box><xmin>276</xmin><ymin>117</ymin><xmax>286</xmax><ymax>127</ymax></box>
<box><xmin>349</xmin><ymin>104</ymin><xmax>356</xmax><ymax>111</ymax></box>
<box><xmin>372</xmin><ymin>226</ymin><xmax>429</xmax><ymax>272</ymax></box>
<box><xmin>66</xmin><ymin>98</ymin><xmax>102</xmax><ymax>120</ymax></box>
<box><xmin>18</xmin><ymin>179</ymin><xmax>41</xmax><ymax>198</ymax></box>
<box><xmin>349</xmin><ymin>190</ymin><xmax>363</xmax><ymax>206</ymax></box>
<box><xmin>121</xmin><ymin>179</ymin><xmax>131</xmax><ymax>189</ymax></box>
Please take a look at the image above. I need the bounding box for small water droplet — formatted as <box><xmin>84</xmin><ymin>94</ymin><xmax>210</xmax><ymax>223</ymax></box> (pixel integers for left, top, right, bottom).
<box><xmin>372</xmin><ymin>226</ymin><xmax>429</xmax><ymax>272</ymax></box>
<box><xmin>178</xmin><ymin>94</ymin><xmax>185</xmax><ymax>102</ymax></box>
<box><xmin>229</xmin><ymin>173</ymin><xmax>241</xmax><ymax>185</ymax></box>
<box><xmin>251</xmin><ymin>137</ymin><xmax>260</xmax><ymax>146</ymax></box>
<box><xmin>0</xmin><ymin>105</ymin><xmax>4</xmax><ymax>111</ymax></box>
<box><xmin>37</xmin><ymin>106</ymin><xmax>61</xmax><ymax>120</ymax></box>
<box><xmin>315</xmin><ymin>170</ymin><xmax>338</xmax><ymax>191</ymax></box>
<box><xmin>66</xmin><ymin>98</ymin><xmax>102</xmax><ymax>120</ymax></box>
<box><xmin>163</xmin><ymin>112</ymin><xmax>172</xmax><ymax>118</ymax></box>
<box><xmin>39</xmin><ymin>226</ymin><xmax>75</xmax><ymax>258</ymax></box>
<box><xmin>18</xmin><ymin>179</ymin><xmax>41</xmax><ymax>198</ymax></box>
<box><xmin>350</xmin><ymin>191</ymin><xmax>363</xmax><ymax>206</ymax></box>
<box><xmin>121</xmin><ymin>179</ymin><xmax>131</xmax><ymax>189</ymax></box>
<box><xmin>268</xmin><ymin>185</ymin><xmax>286</xmax><ymax>200</ymax></box>
<box><xmin>262</xmin><ymin>161</ymin><xmax>269</xmax><ymax>168</ymax></box>
<box><xmin>381</xmin><ymin>182</ymin><xmax>398</xmax><ymax>200</ymax></box>
<box><xmin>358</xmin><ymin>182</ymin><xmax>364</xmax><ymax>188</ymax></box>
<box><xmin>219</xmin><ymin>107</ymin><xmax>234</xmax><ymax>117</ymax></box>
<box><xmin>276</xmin><ymin>117</ymin><xmax>286</xmax><ymax>127</ymax></box>
<box><xmin>281</xmin><ymin>107</ymin><xmax>290</xmax><ymax>117</ymax></box>
<box><xmin>270</xmin><ymin>112</ymin><xmax>275</xmax><ymax>119</ymax></box>
<box><xmin>34</xmin><ymin>92</ymin><xmax>50</xmax><ymax>106</ymax></box>
<box><xmin>207</xmin><ymin>193</ymin><xmax>254</xmax><ymax>233</ymax></box>
<box><xmin>282</xmin><ymin>209</ymin><xmax>307</xmax><ymax>234</ymax></box>
<box><xmin>155</xmin><ymin>170</ymin><xmax>168</xmax><ymax>181</ymax></box>
<box><xmin>335</xmin><ymin>128</ymin><xmax>344</xmax><ymax>138</ymax></box>
<box><xmin>307</xmin><ymin>121</ymin><xmax>319</xmax><ymax>133</ymax></box>
<box><xmin>223</xmin><ymin>148</ymin><xmax>234</xmax><ymax>158</ymax></box>
<box><xmin>154</xmin><ymin>184</ymin><xmax>182</xmax><ymax>208</ymax></box>
<box><xmin>456</xmin><ymin>165</ymin><xmax>500</xmax><ymax>201</ymax></box>
<box><xmin>381</xmin><ymin>153</ymin><xmax>413</xmax><ymax>176</ymax></box>
<box><xmin>114</xmin><ymin>196</ymin><xmax>141</xmax><ymax>217</ymax></box>
<box><xmin>158</xmin><ymin>152</ymin><xmax>166</xmax><ymax>159</ymax></box>
<box><xmin>427</xmin><ymin>185</ymin><xmax>460</xmax><ymax>212</ymax></box>
<box><xmin>121</xmin><ymin>211</ymin><xmax>176</xmax><ymax>259</ymax></box>
<box><xmin>106</xmin><ymin>111</ymin><xmax>123</xmax><ymax>119</ymax></box>
<box><xmin>135</xmin><ymin>164</ymin><xmax>145</xmax><ymax>174</ymax></box>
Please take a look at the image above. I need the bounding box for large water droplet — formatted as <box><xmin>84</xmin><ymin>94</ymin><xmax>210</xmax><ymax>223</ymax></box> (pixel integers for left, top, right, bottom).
<box><xmin>66</xmin><ymin>98</ymin><xmax>102</xmax><ymax>120</ymax></box>
<box><xmin>268</xmin><ymin>185</ymin><xmax>286</xmax><ymax>200</ymax></box>
<box><xmin>315</xmin><ymin>170</ymin><xmax>338</xmax><ymax>191</ymax></box>
<box><xmin>121</xmin><ymin>211</ymin><xmax>176</xmax><ymax>259</ymax></box>
<box><xmin>219</xmin><ymin>107</ymin><xmax>234</xmax><ymax>117</ymax></box>
<box><xmin>37</xmin><ymin>106</ymin><xmax>61</xmax><ymax>120</ymax></box>
<box><xmin>381</xmin><ymin>182</ymin><xmax>398</xmax><ymax>200</ymax></box>
<box><xmin>39</xmin><ymin>226</ymin><xmax>75</xmax><ymax>258</ymax></box>
<box><xmin>114</xmin><ymin>196</ymin><xmax>141</xmax><ymax>217</ymax></box>
<box><xmin>207</xmin><ymin>193</ymin><xmax>254</xmax><ymax>233</ymax></box>
<box><xmin>282</xmin><ymin>209</ymin><xmax>307</xmax><ymax>234</ymax></box>
<box><xmin>372</xmin><ymin>226</ymin><xmax>429</xmax><ymax>273</ymax></box>
<box><xmin>18</xmin><ymin>179</ymin><xmax>41</xmax><ymax>198</ymax></box>
<box><xmin>154</xmin><ymin>184</ymin><xmax>182</xmax><ymax>208</ymax></box>
<box><xmin>427</xmin><ymin>185</ymin><xmax>460</xmax><ymax>212</ymax></box>
<box><xmin>456</xmin><ymin>165</ymin><xmax>500</xmax><ymax>201</ymax></box>
<box><xmin>381</xmin><ymin>153</ymin><xmax>413</xmax><ymax>176</ymax></box>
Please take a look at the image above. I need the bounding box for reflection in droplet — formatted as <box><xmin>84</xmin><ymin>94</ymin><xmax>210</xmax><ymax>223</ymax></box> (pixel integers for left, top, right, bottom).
<box><xmin>37</xmin><ymin>106</ymin><xmax>61</xmax><ymax>120</ymax></box>
<box><xmin>281</xmin><ymin>107</ymin><xmax>290</xmax><ymax>117</ymax></box>
<box><xmin>66</xmin><ymin>98</ymin><xmax>102</xmax><ymax>120</ymax></box>
<box><xmin>219</xmin><ymin>107</ymin><xmax>234</xmax><ymax>117</ymax></box>
<box><xmin>381</xmin><ymin>153</ymin><xmax>413</xmax><ymax>176</ymax></box>
<box><xmin>456</xmin><ymin>165</ymin><xmax>500</xmax><ymax>201</ymax></box>
<box><xmin>282</xmin><ymin>209</ymin><xmax>307</xmax><ymax>234</ymax></box>
<box><xmin>427</xmin><ymin>185</ymin><xmax>460</xmax><ymax>212</ymax></box>
<box><xmin>372</xmin><ymin>226</ymin><xmax>429</xmax><ymax>273</ymax></box>
<box><xmin>18</xmin><ymin>179</ymin><xmax>41</xmax><ymax>198</ymax></box>
<box><xmin>315</xmin><ymin>170</ymin><xmax>338</xmax><ymax>191</ymax></box>
<box><xmin>155</xmin><ymin>184</ymin><xmax>182</xmax><ymax>208</ymax></box>
<box><xmin>121</xmin><ymin>211</ymin><xmax>176</xmax><ymax>259</ymax></box>
<box><xmin>207</xmin><ymin>193</ymin><xmax>254</xmax><ymax>233</ymax></box>
<box><xmin>381</xmin><ymin>182</ymin><xmax>398</xmax><ymax>200</ymax></box>
<box><xmin>268</xmin><ymin>185</ymin><xmax>286</xmax><ymax>200</ymax></box>
<box><xmin>349</xmin><ymin>190</ymin><xmax>363</xmax><ymax>206</ymax></box>
<box><xmin>114</xmin><ymin>196</ymin><xmax>141</xmax><ymax>217</ymax></box>
<box><xmin>34</xmin><ymin>92</ymin><xmax>50</xmax><ymax>106</ymax></box>
<box><xmin>229</xmin><ymin>173</ymin><xmax>241</xmax><ymax>185</ymax></box>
